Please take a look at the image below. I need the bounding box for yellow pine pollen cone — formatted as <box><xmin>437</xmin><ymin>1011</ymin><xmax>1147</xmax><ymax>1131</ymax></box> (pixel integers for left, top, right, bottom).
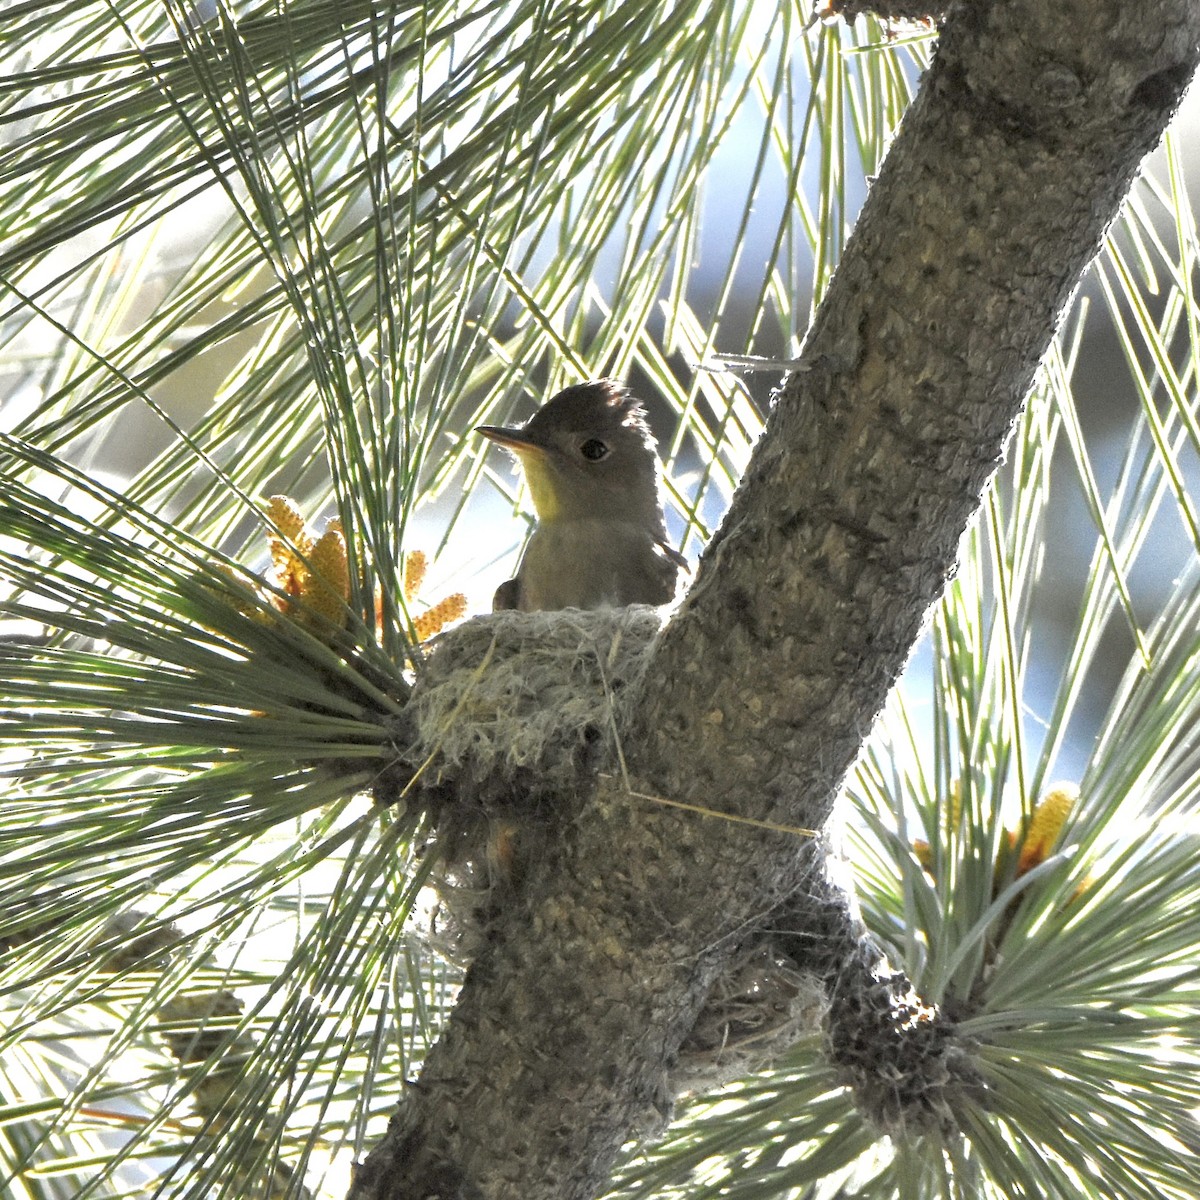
<box><xmin>403</xmin><ymin>549</ymin><xmax>428</xmax><ymax>601</ymax></box>
<box><xmin>1017</xmin><ymin>784</ymin><xmax>1078</xmax><ymax>874</ymax></box>
<box><xmin>412</xmin><ymin>592</ymin><xmax>468</xmax><ymax>641</ymax></box>
<box><xmin>296</xmin><ymin>526</ymin><xmax>350</xmax><ymax>629</ymax></box>
<box><xmin>264</xmin><ymin>495</ymin><xmax>314</xmax><ymax>592</ymax></box>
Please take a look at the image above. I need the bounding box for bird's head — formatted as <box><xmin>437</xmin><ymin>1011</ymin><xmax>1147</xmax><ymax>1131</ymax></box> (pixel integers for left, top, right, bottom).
<box><xmin>476</xmin><ymin>380</ymin><xmax>667</xmax><ymax>530</ymax></box>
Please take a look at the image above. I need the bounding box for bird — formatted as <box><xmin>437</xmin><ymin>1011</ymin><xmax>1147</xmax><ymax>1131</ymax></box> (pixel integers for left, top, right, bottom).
<box><xmin>476</xmin><ymin>380</ymin><xmax>687</xmax><ymax>612</ymax></box>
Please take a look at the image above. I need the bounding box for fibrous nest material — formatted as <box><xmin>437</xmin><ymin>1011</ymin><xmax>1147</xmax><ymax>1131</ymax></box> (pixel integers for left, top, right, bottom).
<box><xmin>395</xmin><ymin>606</ymin><xmax>666</xmax><ymax>960</ymax></box>
<box><xmin>673</xmin><ymin>941</ymin><xmax>828</xmax><ymax>1094</ymax></box>
<box><xmin>400</xmin><ymin>606</ymin><xmax>664</xmax><ymax>811</ymax></box>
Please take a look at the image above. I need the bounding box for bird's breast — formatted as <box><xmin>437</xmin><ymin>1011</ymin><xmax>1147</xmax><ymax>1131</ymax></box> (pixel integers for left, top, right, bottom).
<box><xmin>516</xmin><ymin>519</ymin><xmax>681</xmax><ymax>611</ymax></box>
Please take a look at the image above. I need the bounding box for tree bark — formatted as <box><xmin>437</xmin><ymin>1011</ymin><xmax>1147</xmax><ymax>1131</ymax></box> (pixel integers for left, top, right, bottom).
<box><xmin>351</xmin><ymin>1</ymin><xmax>1199</xmax><ymax>1197</ymax></box>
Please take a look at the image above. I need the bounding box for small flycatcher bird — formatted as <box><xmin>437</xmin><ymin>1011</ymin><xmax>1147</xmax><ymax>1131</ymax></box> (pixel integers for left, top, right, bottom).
<box><xmin>477</xmin><ymin>380</ymin><xmax>687</xmax><ymax>612</ymax></box>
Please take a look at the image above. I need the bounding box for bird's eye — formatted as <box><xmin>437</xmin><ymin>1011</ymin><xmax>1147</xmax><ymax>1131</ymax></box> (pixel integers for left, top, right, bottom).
<box><xmin>580</xmin><ymin>439</ymin><xmax>610</xmax><ymax>461</ymax></box>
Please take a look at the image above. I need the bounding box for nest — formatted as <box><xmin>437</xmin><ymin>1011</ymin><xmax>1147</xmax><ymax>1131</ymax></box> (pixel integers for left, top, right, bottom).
<box><xmin>391</xmin><ymin>607</ymin><xmax>666</xmax><ymax>956</ymax></box>
<box><xmin>673</xmin><ymin>942</ymin><xmax>827</xmax><ymax>1094</ymax></box>
<box><xmin>399</xmin><ymin>606</ymin><xmax>664</xmax><ymax>811</ymax></box>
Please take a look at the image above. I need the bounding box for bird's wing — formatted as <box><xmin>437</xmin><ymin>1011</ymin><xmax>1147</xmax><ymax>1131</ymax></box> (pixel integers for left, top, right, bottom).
<box><xmin>492</xmin><ymin>577</ymin><xmax>522</xmax><ymax>611</ymax></box>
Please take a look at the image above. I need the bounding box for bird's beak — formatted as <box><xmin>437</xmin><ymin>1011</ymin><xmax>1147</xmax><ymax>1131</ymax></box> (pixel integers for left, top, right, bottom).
<box><xmin>476</xmin><ymin>425</ymin><xmax>548</xmax><ymax>458</ymax></box>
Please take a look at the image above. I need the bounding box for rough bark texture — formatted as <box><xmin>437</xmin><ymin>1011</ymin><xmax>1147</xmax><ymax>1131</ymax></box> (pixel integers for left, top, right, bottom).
<box><xmin>351</xmin><ymin>1</ymin><xmax>1199</xmax><ymax>1197</ymax></box>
